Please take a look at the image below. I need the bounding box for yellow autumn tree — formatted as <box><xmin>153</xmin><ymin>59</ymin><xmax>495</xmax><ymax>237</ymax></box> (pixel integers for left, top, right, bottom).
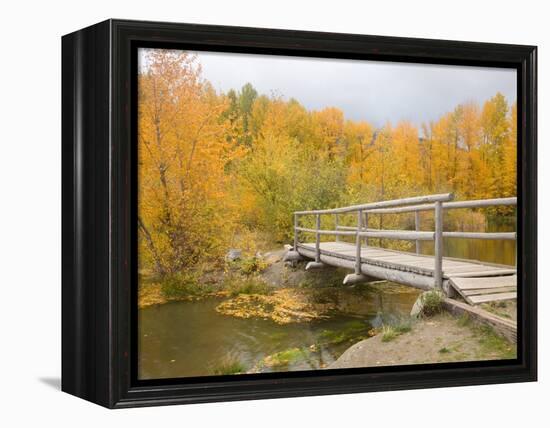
<box><xmin>391</xmin><ymin>121</ymin><xmax>423</xmax><ymax>194</ymax></box>
<box><xmin>236</xmin><ymin>98</ymin><xmax>346</xmax><ymax>241</ymax></box>
<box><xmin>138</xmin><ymin>49</ymin><xmax>243</xmax><ymax>275</ymax></box>
<box><xmin>480</xmin><ymin>92</ymin><xmax>510</xmax><ymax>197</ymax></box>
<box><xmin>344</xmin><ymin>120</ymin><xmax>375</xmax><ymax>192</ymax></box>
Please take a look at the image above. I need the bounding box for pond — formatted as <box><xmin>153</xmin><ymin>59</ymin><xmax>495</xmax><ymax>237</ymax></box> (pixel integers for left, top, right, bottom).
<box><xmin>138</xmin><ymin>283</ymin><xmax>420</xmax><ymax>379</ymax></box>
<box><xmin>420</xmin><ymin>216</ymin><xmax>516</xmax><ymax>266</ymax></box>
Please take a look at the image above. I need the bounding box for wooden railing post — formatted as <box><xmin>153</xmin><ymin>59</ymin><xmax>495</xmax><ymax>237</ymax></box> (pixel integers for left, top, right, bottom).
<box><xmin>315</xmin><ymin>214</ymin><xmax>321</xmax><ymax>263</ymax></box>
<box><xmin>293</xmin><ymin>213</ymin><xmax>298</xmax><ymax>251</ymax></box>
<box><xmin>415</xmin><ymin>211</ymin><xmax>421</xmax><ymax>254</ymax></box>
<box><xmin>378</xmin><ymin>213</ymin><xmax>383</xmax><ymax>247</ymax></box>
<box><xmin>364</xmin><ymin>212</ymin><xmax>369</xmax><ymax>247</ymax></box>
<box><xmin>434</xmin><ymin>201</ymin><xmax>443</xmax><ymax>289</ymax></box>
<box><xmin>355</xmin><ymin>210</ymin><xmax>363</xmax><ymax>275</ymax></box>
<box><xmin>335</xmin><ymin>213</ymin><xmax>340</xmax><ymax>242</ymax></box>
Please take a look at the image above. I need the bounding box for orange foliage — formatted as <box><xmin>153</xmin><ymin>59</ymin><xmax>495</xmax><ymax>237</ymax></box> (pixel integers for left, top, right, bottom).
<box><xmin>138</xmin><ymin>49</ymin><xmax>517</xmax><ymax>274</ymax></box>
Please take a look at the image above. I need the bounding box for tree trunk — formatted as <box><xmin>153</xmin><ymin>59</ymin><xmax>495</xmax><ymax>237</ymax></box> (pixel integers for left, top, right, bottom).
<box><xmin>138</xmin><ymin>216</ymin><xmax>166</xmax><ymax>276</ymax></box>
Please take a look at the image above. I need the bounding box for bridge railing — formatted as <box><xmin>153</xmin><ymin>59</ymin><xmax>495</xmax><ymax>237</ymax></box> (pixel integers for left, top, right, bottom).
<box><xmin>292</xmin><ymin>194</ymin><xmax>517</xmax><ymax>289</ymax></box>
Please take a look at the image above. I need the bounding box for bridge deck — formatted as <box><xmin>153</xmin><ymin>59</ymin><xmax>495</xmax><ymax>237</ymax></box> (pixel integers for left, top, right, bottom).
<box><xmin>296</xmin><ymin>241</ymin><xmax>517</xmax><ymax>304</ymax></box>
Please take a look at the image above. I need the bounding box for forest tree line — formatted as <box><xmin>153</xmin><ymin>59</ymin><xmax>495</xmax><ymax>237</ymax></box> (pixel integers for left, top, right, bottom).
<box><xmin>138</xmin><ymin>49</ymin><xmax>517</xmax><ymax>276</ymax></box>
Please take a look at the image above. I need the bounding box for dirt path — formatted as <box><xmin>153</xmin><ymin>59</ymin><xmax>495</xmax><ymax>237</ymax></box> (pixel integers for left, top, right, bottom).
<box><xmin>329</xmin><ymin>312</ymin><xmax>516</xmax><ymax>369</ymax></box>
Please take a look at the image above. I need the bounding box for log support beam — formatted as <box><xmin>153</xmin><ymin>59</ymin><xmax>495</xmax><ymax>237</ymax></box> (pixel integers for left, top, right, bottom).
<box><xmin>297</xmin><ymin>246</ymin><xmax>439</xmax><ymax>291</ymax></box>
<box><xmin>283</xmin><ymin>250</ymin><xmax>304</xmax><ymax>262</ymax></box>
<box><xmin>305</xmin><ymin>261</ymin><xmax>325</xmax><ymax>271</ymax></box>
<box><xmin>343</xmin><ymin>273</ymin><xmax>371</xmax><ymax>286</ymax></box>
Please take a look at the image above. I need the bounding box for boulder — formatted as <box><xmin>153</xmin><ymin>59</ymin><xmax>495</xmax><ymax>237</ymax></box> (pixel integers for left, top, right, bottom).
<box><xmin>226</xmin><ymin>248</ymin><xmax>242</xmax><ymax>261</ymax></box>
<box><xmin>410</xmin><ymin>292</ymin><xmax>427</xmax><ymax>318</ymax></box>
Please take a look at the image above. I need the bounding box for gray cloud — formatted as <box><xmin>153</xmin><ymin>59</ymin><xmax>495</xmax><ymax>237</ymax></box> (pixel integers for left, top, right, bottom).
<box><xmin>140</xmin><ymin>49</ymin><xmax>516</xmax><ymax>127</ymax></box>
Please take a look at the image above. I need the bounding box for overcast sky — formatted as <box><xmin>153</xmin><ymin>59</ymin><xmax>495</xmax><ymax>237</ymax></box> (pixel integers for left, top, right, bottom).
<box><xmin>139</xmin><ymin>49</ymin><xmax>516</xmax><ymax>127</ymax></box>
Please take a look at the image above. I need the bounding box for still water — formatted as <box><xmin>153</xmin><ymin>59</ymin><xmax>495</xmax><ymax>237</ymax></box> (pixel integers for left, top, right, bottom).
<box><xmin>138</xmin><ymin>284</ymin><xmax>420</xmax><ymax>379</ymax></box>
<box><xmin>420</xmin><ymin>217</ymin><xmax>516</xmax><ymax>266</ymax></box>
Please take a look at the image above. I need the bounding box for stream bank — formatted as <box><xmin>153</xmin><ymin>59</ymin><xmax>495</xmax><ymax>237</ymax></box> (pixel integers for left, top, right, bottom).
<box><xmin>329</xmin><ymin>311</ymin><xmax>516</xmax><ymax>369</ymax></box>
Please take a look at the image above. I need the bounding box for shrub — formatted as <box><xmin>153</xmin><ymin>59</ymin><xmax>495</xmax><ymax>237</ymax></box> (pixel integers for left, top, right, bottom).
<box><xmin>160</xmin><ymin>271</ymin><xmax>204</xmax><ymax>299</ymax></box>
<box><xmin>238</xmin><ymin>256</ymin><xmax>268</xmax><ymax>275</ymax></box>
<box><xmin>226</xmin><ymin>255</ymin><xmax>268</xmax><ymax>276</ymax></box>
<box><xmin>421</xmin><ymin>290</ymin><xmax>444</xmax><ymax>317</ymax></box>
<box><xmin>224</xmin><ymin>274</ymin><xmax>271</xmax><ymax>296</ymax></box>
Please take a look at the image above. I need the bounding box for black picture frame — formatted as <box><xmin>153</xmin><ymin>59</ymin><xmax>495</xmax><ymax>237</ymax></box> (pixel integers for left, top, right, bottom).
<box><xmin>62</xmin><ymin>19</ymin><xmax>537</xmax><ymax>408</ymax></box>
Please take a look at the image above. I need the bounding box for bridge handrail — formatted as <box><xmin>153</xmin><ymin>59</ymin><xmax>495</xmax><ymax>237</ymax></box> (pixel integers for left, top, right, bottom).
<box><xmin>333</xmin><ymin>227</ymin><xmax>516</xmax><ymax>241</ymax></box>
<box><xmin>293</xmin><ymin>193</ymin><xmax>453</xmax><ymax>215</ymax></box>
<box><xmin>366</xmin><ymin>197</ymin><xmax>517</xmax><ymax>215</ymax></box>
<box><xmin>292</xmin><ymin>194</ymin><xmax>517</xmax><ymax>291</ymax></box>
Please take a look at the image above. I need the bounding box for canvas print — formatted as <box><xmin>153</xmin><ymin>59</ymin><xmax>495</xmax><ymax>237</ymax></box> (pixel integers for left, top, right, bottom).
<box><xmin>137</xmin><ymin>48</ymin><xmax>517</xmax><ymax>380</ymax></box>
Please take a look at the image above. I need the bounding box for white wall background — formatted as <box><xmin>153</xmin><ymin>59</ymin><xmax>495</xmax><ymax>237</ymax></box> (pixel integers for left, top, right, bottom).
<box><xmin>0</xmin><ymin>0</ymin><xmax>546</xmax><ymax>425</ymax></box>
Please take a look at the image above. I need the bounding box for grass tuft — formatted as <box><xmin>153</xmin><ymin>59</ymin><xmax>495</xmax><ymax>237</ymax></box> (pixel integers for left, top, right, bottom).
<box><xmin>392</xmin><ymin>317</ymin><xmax>413</xmax><ymax>334</ymax></box>
<box><xmin>421</xmin><ymin>290</ymin><xmax>444</xmax><ymax>317</ymax></box>
<box><xmin>211</xmin><ymin>355</ymin><xmax>246</xmax><ymax>375</ymax></box>
<box><xmin>380</xmin><ymin>316</ymin><xmax>414</xmax><ymax>342</ymax></box>
<box><xmin>381</xmin><ymin>325</ymin><xmax>399</xmax><ymax>342</ymax></box>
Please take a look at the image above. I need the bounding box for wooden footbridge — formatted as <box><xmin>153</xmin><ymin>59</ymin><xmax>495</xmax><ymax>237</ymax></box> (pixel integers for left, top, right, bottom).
<box><xmin>284</xmin><ymin>193</ymin><xmax>517</xmax><ymax>305</ymax></box>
